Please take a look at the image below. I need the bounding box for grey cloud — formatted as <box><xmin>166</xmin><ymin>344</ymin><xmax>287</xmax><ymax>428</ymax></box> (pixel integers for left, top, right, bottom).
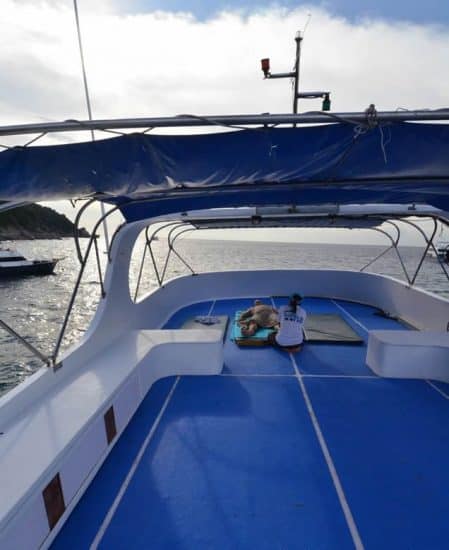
<box><xmin>0</xmin><ymin>53</ymin><xmax>87</xmax><ymax>120</ymax></box>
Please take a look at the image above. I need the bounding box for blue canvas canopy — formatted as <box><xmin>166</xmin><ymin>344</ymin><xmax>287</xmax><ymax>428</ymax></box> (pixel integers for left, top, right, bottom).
<box><xmin>1</xmin><ymin>122</ymin><xmax>449</xmax><ymax>217</ymax></box>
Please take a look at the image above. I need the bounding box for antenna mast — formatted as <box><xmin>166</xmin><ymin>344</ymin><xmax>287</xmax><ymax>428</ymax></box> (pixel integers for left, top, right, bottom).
<box><xmin>261</xmin><ymin>32</ymin><xmax>331</xmax><ymax>113</ymax></box>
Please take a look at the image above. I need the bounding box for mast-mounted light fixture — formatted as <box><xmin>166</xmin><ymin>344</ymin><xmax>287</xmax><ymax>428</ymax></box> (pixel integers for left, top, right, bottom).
<box><xmin>261</xmin><ymin>32</ymin><xmax>332</xmax><ymax>113</ymax></box>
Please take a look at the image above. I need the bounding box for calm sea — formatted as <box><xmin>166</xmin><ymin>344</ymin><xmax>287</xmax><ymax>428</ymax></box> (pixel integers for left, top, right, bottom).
<box><xmin>1</xmin><ymin>237</ymin><xmax>448</xmax><ymax>397</ymax></box>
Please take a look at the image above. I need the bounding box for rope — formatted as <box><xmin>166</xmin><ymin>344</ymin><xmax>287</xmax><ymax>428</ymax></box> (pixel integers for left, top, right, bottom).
<box><xmin>0</xmin><ymin>132</ymin><xmax>47</xmax><ymax>150</ymax></box>
<box><xmin>63</xmin><ymin>119</ymin><xmax>127</xmax><ymax>136</ymax></box>
<box><xmin>175</xmin><ymin>113</ymin><xmax>263</xmax><ymax>131</ymax></box>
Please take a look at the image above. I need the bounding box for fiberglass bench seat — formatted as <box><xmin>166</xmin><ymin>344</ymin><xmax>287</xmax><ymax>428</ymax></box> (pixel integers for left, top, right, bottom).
<box><xmin>0</xmin><ymin>328</ymin><xmax>224</xmax><ymax>547</ymax></box>
<box><xmin>367</xmin><ymin>330</ymin><xmax>449</xmax><ymax>383</ymax></box>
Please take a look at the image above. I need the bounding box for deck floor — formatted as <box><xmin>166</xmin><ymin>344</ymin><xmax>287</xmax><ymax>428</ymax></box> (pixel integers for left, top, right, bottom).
<box><xmin>52</xmin><ymin>298</ymin><xmax>449</xmax><ymax>550</ymax></box>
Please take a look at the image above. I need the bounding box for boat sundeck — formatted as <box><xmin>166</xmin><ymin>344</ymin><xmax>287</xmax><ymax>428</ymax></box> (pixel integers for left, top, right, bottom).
<box><xmin>0</xmin><ymin>110</ymin><xmax>449</xmax><ymax>549</ymax></box>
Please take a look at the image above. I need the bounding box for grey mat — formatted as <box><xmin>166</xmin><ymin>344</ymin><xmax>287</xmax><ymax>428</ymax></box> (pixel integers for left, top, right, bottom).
<box><xmin>304</xmin><ymin>314</ymin><xmax>363</xmax><ymax>343</ymax></box>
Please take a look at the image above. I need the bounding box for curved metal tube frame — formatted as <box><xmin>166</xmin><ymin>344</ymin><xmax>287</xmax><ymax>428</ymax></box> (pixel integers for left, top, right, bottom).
<box><xmin>53</xmin><ymin>201</ymin><xmax>124</xmax><ymax>363</ymax></box>
<box><xmin>396</xmin><ymin>217</ymin><xmax>449</xmax><ymax>284</ymax></box>
<box><xmin>74</xmin><ymin>197</ymin><xmax>96</xmax><ymax>264</ymax></box>
<box><xmin>146</xmin><ymin>222</ymin><xmax>186</xmax><ymax>286</ymax></box>
<box><xmin>359</xmin><ymin>218</ymin><xmax>401</xmax><ymax>273</ymax></box>
<box><xmin>108</xmin><ymin>222</ymin><xmax>126</xmax><ymax>262</ymax></box>
<box><xmin>53</xmin><ymin>201</ymin><xmax>449</xmax><ymax>364</ymax></box>
<box><xmin>159</xmin><ymin>223</ymin><xmax>195</xmax><ymax>284</ymax></box>
<box><xmin>132</xmin><ymin>221</ymin><xmax>184</xmax><ymax>301</ymax></box>
<box><xmin>368</xmin><ymin>226</ymin><xmax>411</xmax><ymax>284</ymax></box>
<box><xmin>165</xmin><ymin>226</ymin><xmax>198</xmax><ymax>280</ymax></box>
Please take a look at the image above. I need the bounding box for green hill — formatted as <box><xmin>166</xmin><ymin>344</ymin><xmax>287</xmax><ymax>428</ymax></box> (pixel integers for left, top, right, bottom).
<box><xmin>0</xmin><ymin>204</ymin><xmax>89</xmax><ymax>240</ymax></box>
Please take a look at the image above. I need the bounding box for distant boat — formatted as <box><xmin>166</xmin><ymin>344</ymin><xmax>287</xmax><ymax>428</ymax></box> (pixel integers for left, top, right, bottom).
<box><xmin>427</xmin><ymin>241</ymin><xmax>449</xmax><ymax>263</ymax></box>
<box><xmin>0</xmin><ymin>248</ymin><xmax>59</xmax><ymax>277</ymax></box>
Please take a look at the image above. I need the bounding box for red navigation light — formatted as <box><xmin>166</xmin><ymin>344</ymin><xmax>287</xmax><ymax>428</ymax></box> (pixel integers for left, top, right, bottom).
<box><xmin>261</xmin><ymin>58</ymin><xmax>270</xmax><ymax>77</ymax></box>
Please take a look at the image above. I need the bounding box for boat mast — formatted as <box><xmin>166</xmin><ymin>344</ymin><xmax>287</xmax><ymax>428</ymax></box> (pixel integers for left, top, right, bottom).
<box><xmin>292</xmin><ymin>32</ymin><xmax>302</xmax><ymax>114</ymax></box>
<box><xmin>260</xmin><ymin>32</ymin><xmax>331</xmax><ymax>113</ymax></box>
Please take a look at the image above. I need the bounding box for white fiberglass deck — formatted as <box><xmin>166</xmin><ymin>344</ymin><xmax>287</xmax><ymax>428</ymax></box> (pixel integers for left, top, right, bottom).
<box><xmin>52</xmin><ymin>297</ymin><xmax>449</xmax><ymax>549</ymax></box>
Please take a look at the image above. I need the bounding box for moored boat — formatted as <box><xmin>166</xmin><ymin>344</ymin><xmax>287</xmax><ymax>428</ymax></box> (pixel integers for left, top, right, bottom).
<box><xmin>427</xmin><ymin>241</ymin><xmax>449</xmax><ymax>263</ymax></box>
<box><xmin>0</xmin><ymin>248</ymin><xmax>58</xmax><ymax>277</ymax></box>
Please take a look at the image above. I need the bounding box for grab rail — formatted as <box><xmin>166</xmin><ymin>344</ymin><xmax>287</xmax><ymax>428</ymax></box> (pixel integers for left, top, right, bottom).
<box><xmin>0</xmin><ymin>319</ymin><xmax>51</xmax><ymax>367</ymax></box>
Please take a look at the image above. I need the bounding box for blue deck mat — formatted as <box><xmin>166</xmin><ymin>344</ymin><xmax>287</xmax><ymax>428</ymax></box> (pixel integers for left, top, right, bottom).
<box><xmin>92</xmin><ymin>376</ymin><xmax>354</xmax><ymax>550</ymax></box>
<box><xmin>430</xmin><ymin>380</ymin><xmax>449</xmax><ymax>397</ymax></box>
<box><xmin>53</xmin><ymin>297</ymin><xmax>433</xmax><ymax>550</ymax></box>
<box><xmin>304</xmin><ymin>376</ymin><xmax>449</xmax><ymax>549</ymax></box>
<box><xmin>299</xmin><ymin>343</ymin><xmax>373</xmax><ymax>376</ymax></box>
<box><xmin>294</xmin><ymin>297</ymin><xmax>408</xmax><ymax>376</ymax></box>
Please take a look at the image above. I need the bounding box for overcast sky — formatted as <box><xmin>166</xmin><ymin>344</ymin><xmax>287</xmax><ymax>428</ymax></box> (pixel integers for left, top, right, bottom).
<box><xmin>1</xmin><ymin>0</ymin><xmax>448</xmax><ymax>243</ymax></box>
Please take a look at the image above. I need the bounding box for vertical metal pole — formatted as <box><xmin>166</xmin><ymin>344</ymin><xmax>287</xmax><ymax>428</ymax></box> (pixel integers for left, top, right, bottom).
<box><xmin>0</xmin><ymin>319</ymin><xmax>51</xmax><ymax>366</ymax></box>
<box><xmin>73</xmin><ymin>0</ymin><xmax>94</xmax><ymax>139</ymax></box>
<box><xmin>293</xmin><ymin>32</ymin><xmax>302</xmax><ymax>114</ymax></box>
<box><xmin>73</xmin><ymin>0</ymin><xmax>110</xmax><ymax>252</ymax></box>
<box><xmin>93</xmin><ymin>235</ymin><xmax>105</xmax><ymax>298</ymax></box>
<box><xmin>134</xmin><ymin>243</ymin><xmax>149</xmax><ymax>301</ymax></box>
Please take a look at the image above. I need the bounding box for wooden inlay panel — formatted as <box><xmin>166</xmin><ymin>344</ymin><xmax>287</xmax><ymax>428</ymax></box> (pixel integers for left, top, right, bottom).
<box><xmin>104</xmin><ymin>405</ymin><xmax>117</xmax><ymax>444</ymax></box>
<box><xmin>43</xmin><ymin>473</ymin><xmax>65</xmax><ymax>530</ymax></box>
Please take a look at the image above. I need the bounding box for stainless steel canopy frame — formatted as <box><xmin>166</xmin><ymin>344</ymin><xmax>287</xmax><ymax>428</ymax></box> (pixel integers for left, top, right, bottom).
<box><xmin>2</xmin><ymin>201</ymin><xmax>449</xmax><ymax>369</ymax></box>
<box><xmin>1</xmin><ymin>108</ymin><xmax>449</xmax><ymax>141</ymax></box>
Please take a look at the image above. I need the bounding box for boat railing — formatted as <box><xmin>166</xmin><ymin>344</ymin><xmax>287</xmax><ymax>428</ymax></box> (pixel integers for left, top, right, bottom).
<box><xmin>359</xmin><ymin>215</ymin><xmax>449</xmax><ymax>284</ymax></box>
<box><xmin>0</xmin><ymin>318</ymin><xmax>51</xmax><ymax>367</ymax></box>
<box><xmin>52</xmin><ymin>202</ymin><xmax>119</xmax><ymax>364</ymax></box>
<box><xmin>359</xmin><ymin>220</ymin><xmax>402</xmax><ymax>274</ymax></box>
<box><xmin>3</xmin><ymin>199</ymin><xmax>449</xmax><ymax>375</ymax></box>
<box><xmin>0</xmin><ymin>200</ymin><xmax>112</xmax><ymax>372</ymax></box>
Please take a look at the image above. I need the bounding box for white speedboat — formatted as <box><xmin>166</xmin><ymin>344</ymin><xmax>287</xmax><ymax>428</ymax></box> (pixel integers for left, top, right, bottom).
<box><xmin>0</xmin><ymin>248</ymin><xmax>58</xmax><ymax>277</ymax></box>
<box><xmin>0</xmin><ymin>110</ymin><xmax>449</xmax><ymax>550</ymax></box>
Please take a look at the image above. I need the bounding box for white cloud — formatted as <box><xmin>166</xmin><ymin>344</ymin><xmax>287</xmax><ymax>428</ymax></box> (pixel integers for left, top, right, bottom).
<box><xmin>1</xmin><ymin>0</ymin><xmax>448</xmax><ymax>142</ymax></box>
<box><xmin>3</xmin><ymin>1</ymin><xmax>449</xmax><ymax>243</ymax></box>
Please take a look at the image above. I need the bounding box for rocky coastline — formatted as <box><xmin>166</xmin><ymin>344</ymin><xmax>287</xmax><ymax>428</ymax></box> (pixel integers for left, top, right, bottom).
<box><xmin>0</xmin><ymin>204</ymin><xmax>89</xmax><ymax>241</ymax></box>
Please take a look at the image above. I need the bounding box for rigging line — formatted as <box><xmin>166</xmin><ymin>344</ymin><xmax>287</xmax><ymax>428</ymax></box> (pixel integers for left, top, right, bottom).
<box><xmin>96</xmin><ymin>128</ymin><xmax>127</xmax><ymax>136</ymax></box>
<box><xmin>175</xmin><ymin>113</ymin><xmax>265</xmax><ymax>132</ymax></box>
<box><xmin>63</xmin><ymin>118</ymin><xmax>126</xmax><ymax>136</ymax></box>
<box><xmin>300</xmin><ymin>110</ymin><xmax>361</xmax><ymax>126</ymax></box>
<box><xmin>73</xmin><ymin>0</ymin><xmax>94</xmax><ymax>142</ymax></box>
<box><xmin>323</xmin><ymin>121</ymin><xmax>390</xmax><ymax>182</ymax></box>
<box><xmin>379</xmin><ymin>125</ymin><xmax>387</xmax><ymax>164</ymax></box>
<box><xmin>18</xmin><ymin>132</ymin><xmax>48</xmax><ymax>148</ymax></box>
<box><xmin>73</xmin><ymin>0</ymin><xmax>110</xmax><ymax>251</ymax></box>
<box><xmin>303</xmin><ymin>12</ymin><xmax>312</xmax><ymax>35</ymax></box>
